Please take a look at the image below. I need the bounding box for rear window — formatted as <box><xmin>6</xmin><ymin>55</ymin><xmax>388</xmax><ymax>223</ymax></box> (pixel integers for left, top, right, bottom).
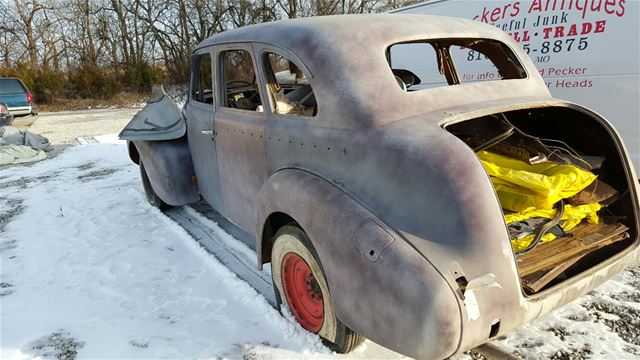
<box><xmin>0</xmin><ymin>79</ymin><xmax>26</xmax><ymax>95</ymax></box>
<box><xmin>387</xmin><ymin>39</ymin><xmax>527</xmax><ymax>91</ymax></box>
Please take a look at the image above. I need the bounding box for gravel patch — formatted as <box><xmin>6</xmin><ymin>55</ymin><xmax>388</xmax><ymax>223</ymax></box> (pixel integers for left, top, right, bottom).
<box><xmin>75</xmin><ymin>162</ymin><xmax>94</xmax><ymax>171</ymax></box>
<box><xmin>582</xmin><ymin>301</ymin><xmax>640</xmax><ymax>346</ymax></box>
<box><xmin>27</xmin><ymin>108</ymin><xmax>139</xmax><ymax>145</ymax></box>
<box><xmin>610</xmin><ymin>290</ymin><xmax>640</xmax><ymax>302</ymax></box>
<box><xmin>0</xmin><ymin>281</ymin><xmax>15</xmax><ymax>297</ymax></box>
<box><xmin>129</xmin><ymin>340</ymin><xmax>149</xmax><ymax>349</ymax></box>
<box><xmin>77</xmin><ymin>168</ymin><xmax>118</xmax><ymax>182</ymax></box>
<box><xmin>548</xmin><ymin>345</ymin><xmax>593</xmax><ymax>360</ymax></box>
<box><xmin>26</xmin><ymin>330</ymin><xmax>84</xmax><ymax>360</ymax></box>
<box><xmin>547</xmin><ymin>327</ymin><xmax>570</xmax><ymax>341</ymax></box>
<box><xmin>463</xmin><ymin>350</ymin><xmax>488</xmax><ymax>359</ymax></box>
<box><xmin>0</xmin><ymin>174</ymin><xmax>56</xmax><ymax>190</ymax></box>
<box><xmin>0</xmin><ymin>198</ymin><xmax>25</xmax><ymax>231</ymax></box>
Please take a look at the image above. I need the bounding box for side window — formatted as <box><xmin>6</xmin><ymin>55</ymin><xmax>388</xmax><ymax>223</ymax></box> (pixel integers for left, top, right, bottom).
<box><xmin>388</xmin><ymin>43</ymin><xmax>448</xmax><ymax>90</ymax></box>
<box><xmin>449</xmin><ymin>43</ymin><xmax>524</xmax><ymax>83</ymax></box>
<box><xmin>192</xmin><ymin>52</ymin><xmax>213</xmax><ymax>104</ymax></box>
<box><xmin>387</xmin><ymin>39</ymin><xmax>527</xmax><ymax>91</ymax></box>
<box><xmin>263</xmin><ymin>52</ymin><xmax>316</xmax><ymax>117</ymax></box>
<box><xmin>220</xmin><ymin>49</ymin><xmax>262</xmax><ymax>111</ymax></box>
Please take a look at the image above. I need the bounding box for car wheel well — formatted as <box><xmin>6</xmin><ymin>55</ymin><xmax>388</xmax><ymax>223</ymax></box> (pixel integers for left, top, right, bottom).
<box><xmin>261</xmin><ymin>212</ymin><xmax>299</xmax><ymax>264</ymax></box>
<box><xmin>128</xmin><ymin>142</ymin><xmax>140</xmax><ymax>164</ymax></box>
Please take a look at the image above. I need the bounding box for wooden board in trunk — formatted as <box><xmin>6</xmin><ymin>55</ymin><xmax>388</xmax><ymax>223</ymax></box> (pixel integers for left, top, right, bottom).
<box><xmin>516</xmin><ymin>222</ymin><xmax>629</xmax><ymax>278</ymax></box>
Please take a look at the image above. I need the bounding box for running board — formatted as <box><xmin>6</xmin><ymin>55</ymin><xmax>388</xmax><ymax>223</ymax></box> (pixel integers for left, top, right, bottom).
<box><xmin>165</xmin><ymin>203</ymin><xmax>276</xmax><ymax>306</ymax></box>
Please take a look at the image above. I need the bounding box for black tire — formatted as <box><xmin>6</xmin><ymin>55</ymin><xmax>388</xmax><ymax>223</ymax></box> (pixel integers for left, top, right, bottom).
<box><xmin>139</xmin><ymin>162</ymin><xmax>171</xmax><ymax>210</ymax></box>
<box><xmin>271</xmin><ymin>225</ymin><xmax>364</xmax><ymax>353</ymax></box>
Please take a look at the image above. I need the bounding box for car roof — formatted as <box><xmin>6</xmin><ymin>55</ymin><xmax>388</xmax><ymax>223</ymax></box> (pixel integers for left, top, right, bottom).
<box><xmin>196</xmin><ymin>14</ymin><xmax>549</xmax><ymax>129</ymax></box>
<box><xmin>197</xmin><ymin>14</ymin><xmax>509</xmax><ymax>51</ymax></box>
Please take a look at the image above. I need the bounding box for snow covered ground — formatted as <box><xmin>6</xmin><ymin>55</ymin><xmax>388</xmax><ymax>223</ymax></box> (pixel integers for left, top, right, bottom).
<box><xmin>1</xmin><ymin>140</ymin><xmax>639</xmax><ymax>359</ymax></box>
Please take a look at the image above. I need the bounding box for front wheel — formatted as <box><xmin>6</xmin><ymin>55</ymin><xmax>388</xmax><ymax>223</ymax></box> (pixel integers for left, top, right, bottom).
<box><xmin>139</xmin><ymin>162</ymin><xmax>170</xmax><ymax>210</ymax></box>
<box><xmin>271</xmin><ymin>225</ymin><xmax>364</xmax><ymax>353</ymax></box>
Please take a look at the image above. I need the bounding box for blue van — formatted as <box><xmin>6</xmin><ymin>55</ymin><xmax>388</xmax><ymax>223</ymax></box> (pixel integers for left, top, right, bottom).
<box><xmin>0</xmin><ymin>78</ymin><xmax>34</xmax><ymax>116</ymax></box>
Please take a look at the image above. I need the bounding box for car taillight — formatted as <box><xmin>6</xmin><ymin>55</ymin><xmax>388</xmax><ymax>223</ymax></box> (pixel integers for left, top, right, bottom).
<box><xmin>26</xmin><ymin>91</ymin><xmax>32</xmax><ymax>104</ymax></box>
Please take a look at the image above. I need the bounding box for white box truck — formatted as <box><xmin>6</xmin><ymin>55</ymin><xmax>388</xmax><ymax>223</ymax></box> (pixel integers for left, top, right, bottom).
<box><xmin>391</xmin><ymin>0</ymin><xmax>639</xmax><ymax>174</ymax></box>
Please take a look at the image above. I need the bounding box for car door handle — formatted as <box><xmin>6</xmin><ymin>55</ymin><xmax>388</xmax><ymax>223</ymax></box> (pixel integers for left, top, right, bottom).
<box><xmin>201</xmin><ymin>130</ymin><xmax>213</xmax><ymax>135</ymax></box>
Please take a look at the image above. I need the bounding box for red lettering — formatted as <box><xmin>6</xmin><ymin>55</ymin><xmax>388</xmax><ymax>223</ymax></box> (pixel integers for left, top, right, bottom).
<box><xmin>502</xmin><ymin>3</ymin><xmax>511</xmax><ymax>19</ymax></box>
<box><xmin>543</xmin><ymin>27</ymin><xmax>554</xmax><ymax>39</ymax></box>
<box><xmin>595</xmin><ymin>19</ymin><xmax>606</xmax><ymax>32</ymax></box>
<box><xmin>567</xmin><ymin>24</ymin><xmax>578</xmax><ymax>36</ymax></box>
<box><xmin>481</xmin><ymin>6</ymin><xmax>491</xmax><ymax>22</ymax></box>
<box><xmin>512</xmin><ymin>1</ymin><xmax>521</xmax><ymax>17</ymax></box>
<box><xmin>522</xmin><ymin>31</ymin><xmax>531</xmax><ymax>42</ymax></box>
<box><xmin>554</xmin><ymin>26</ymin><xmax>565</xmax><ymax>38</ymax></box>
<box><xmin>617</xmin><ymin>0</ymin><xmax>626</xmax><ymax>17</ymax></box>
<box><xmin>605</xmin><ymin>0</ymin><xmax>617</xmax><ymax>14</ymax></box>
<box><xmin>529</xmin><ymin>0</ymin><xmax>542</xmax><ymax>13</ymax></box>
<box><xmin>581</xmin><ymin>22</ymin><xmax>593</xmax><ymax>35</ymax></box>
<box><xmin>575</xmin><ymin>0</ymin><xmax>589</xmax><ymax>19</ymax></box>
<box><xmin>491</xmin><ymin>7</ymin><xmax>501</xmax><ymax>22</ymax></box>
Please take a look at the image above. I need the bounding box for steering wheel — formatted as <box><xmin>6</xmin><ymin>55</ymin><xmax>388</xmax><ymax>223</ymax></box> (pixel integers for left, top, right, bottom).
<box><xmin>225</xmin><ymin>80</ymin><xmax>254</xmax><ymax>88</ymax></box>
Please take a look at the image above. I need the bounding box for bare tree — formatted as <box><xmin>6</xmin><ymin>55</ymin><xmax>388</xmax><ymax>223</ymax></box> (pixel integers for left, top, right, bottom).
<box><xmin>1</xmin><ymin>0</ymin><xmax>422</xmax><ymax>86</ymax></box>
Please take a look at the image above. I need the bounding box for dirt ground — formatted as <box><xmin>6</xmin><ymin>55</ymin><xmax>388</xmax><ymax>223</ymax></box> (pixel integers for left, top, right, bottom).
<box><xmin>14</xmin><ymin>108</ymin><xmax>140</xmax><ymax>144</ymax></box>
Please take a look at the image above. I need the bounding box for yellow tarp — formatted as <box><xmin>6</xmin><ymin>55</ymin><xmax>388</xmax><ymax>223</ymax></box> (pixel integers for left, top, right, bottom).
<box><xmin>478</xmin><ymin>151</ymin><xmax>597</xmax><ymax>212</ymax></box>
<box><xmin>505</xmin><ymin>203</ymin><xmax>601</xmax><ymax>252</ymax></box>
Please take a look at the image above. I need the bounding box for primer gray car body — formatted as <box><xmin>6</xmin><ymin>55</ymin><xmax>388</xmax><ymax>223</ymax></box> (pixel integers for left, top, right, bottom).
<box><xmin>121</xmin><ymin>14</ymin><xmax>640</xmax><ymax>360</ymax></box>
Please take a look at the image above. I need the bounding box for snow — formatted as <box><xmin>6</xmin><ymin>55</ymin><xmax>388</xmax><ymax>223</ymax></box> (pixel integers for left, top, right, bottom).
<box><xmin>0</xmin><ymin>144</ymin><xmax>326</xmax><ymax>359</ymax></box>
<box><xmin>92</xmin><ymin>134</ymin><xmax>126</xmax><ymax>145</ymax></box>
<box><xmin>1</xmin><ymin>142</ymin><xmax>638</xmax><ymax>359</ymax></box>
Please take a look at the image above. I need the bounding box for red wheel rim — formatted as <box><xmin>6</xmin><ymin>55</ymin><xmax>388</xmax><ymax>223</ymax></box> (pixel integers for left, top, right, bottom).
<box><xmin>281</xmin><ymin>252</ymin><xmax>324</xmax><ymax>332</ymax></box>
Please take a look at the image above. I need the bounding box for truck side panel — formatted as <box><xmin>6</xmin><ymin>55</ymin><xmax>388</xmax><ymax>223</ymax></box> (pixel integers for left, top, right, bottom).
<box><xmin>391</xmin><ymin>0</ymin><xmax>640</xmax><ymax>174</ymax></box>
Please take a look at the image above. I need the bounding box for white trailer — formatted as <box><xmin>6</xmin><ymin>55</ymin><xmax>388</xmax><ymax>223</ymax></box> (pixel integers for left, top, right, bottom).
<box><xmin>391</xmin><ymin>0</ymin><xmax>639</xmax><ymax>174</ymax></box>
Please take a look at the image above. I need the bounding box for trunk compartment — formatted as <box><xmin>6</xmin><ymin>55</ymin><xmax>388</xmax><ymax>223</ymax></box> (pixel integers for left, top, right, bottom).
<box><xmin>445</xmin><ymin>105</ymin><xmax>638</xmax><ymax>295</ymax></box>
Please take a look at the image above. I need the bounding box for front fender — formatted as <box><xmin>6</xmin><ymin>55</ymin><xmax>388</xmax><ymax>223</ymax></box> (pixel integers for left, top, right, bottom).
<box><xmin>256</xmin><ymin>169</ymin><xmax>462</xmax><ymax>359</ymax></box>
<box><xmin>132</xmin><ymin>137</ymin><xmax>200</xmax><ymax>206</ymax></box>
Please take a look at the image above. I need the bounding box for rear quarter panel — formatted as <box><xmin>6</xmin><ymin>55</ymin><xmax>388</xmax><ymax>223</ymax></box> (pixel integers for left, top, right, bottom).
<box><xmin>257</xmin><ymin>169</ymin><xmax>462</xmax><ymax>359</ymax></box>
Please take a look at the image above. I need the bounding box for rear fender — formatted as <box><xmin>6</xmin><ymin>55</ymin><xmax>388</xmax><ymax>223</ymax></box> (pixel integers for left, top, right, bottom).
<box><xmin>132</xmin><ymin>137</ymin><xmax>200</xmax><ymax>206</ymax></box>
<box><xmin>256</xmin><ymin>169</ymin><xmax>462</xmax><ymax>359</ymax></box>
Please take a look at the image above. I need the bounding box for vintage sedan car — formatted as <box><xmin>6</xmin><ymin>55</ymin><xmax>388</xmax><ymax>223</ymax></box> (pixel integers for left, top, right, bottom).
<box><xmin>120</xmin><ymin>14</ymin><xmax>639</xmax><ymax>360</ymax></box>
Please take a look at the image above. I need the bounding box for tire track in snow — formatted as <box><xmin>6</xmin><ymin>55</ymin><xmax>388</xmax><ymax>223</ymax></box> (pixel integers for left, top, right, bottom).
<box><xmin>164</xmin><ymin>205</ymin><xmax>277</xmax><ymax>306</ymax></box>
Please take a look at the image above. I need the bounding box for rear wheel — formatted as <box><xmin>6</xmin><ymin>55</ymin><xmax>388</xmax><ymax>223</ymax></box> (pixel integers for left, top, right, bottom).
<box><xmin>271</xmin><ymin>225</ymin><xmax>364</xmax><ymax>353</ymax></box>
<box><xmin>139</xmin><ymin>162</ymin><xmax>170</xmax><ymax>210</ymax></box>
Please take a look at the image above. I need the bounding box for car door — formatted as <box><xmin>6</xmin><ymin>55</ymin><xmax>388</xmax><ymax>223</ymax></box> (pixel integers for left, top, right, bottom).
<box><xmin>212</xmin><ymin>43</ymin><xmax>268</xmax><ymax>235</ymax></box>
<box><xmin>185</xmin><ymin>47</ymin><xmax>226</xmax><ymax>213</ymax></box>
